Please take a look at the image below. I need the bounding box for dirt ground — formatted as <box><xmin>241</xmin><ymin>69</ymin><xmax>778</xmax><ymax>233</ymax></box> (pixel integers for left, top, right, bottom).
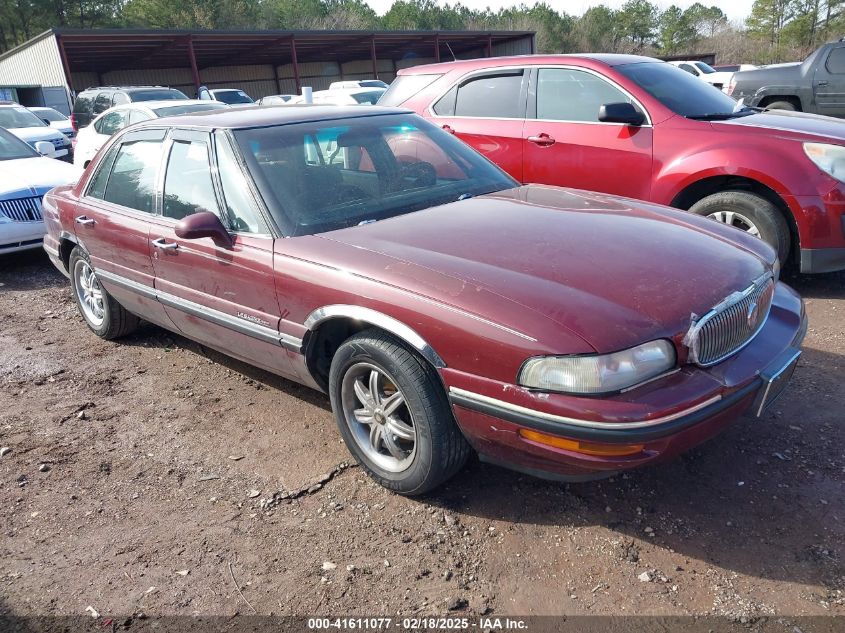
<box><xmin>0</xmin><ymin>250</ymin><xmax>842</xmax><ymax>621</ymax></box>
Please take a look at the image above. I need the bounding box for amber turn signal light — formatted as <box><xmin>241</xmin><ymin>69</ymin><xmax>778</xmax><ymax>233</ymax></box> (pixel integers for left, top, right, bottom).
<box><xmin>518</xmin><ymin>429</ymin><xmax>645</xmax><ymax>457</ymax></box>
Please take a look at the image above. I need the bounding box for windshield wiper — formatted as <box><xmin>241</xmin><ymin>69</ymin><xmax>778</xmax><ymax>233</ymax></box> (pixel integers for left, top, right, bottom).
<box><xmin>687</xmin><ymin>108</ymin><xmax>757</xmax><ymax>121</ymax></box>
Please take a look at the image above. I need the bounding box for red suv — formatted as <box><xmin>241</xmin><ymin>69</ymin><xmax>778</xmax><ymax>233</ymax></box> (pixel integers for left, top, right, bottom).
<box><xmin>384</xmin><ymin>54</ymin><xmax>845</xmax><ymax>274</ymax></box>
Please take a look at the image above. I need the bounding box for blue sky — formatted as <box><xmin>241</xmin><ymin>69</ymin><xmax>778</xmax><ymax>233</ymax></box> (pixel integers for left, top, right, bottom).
<box><xmin>362</xmin><ymin>0</ymin><xmax>755</xmax><ymax>24</ymax></box>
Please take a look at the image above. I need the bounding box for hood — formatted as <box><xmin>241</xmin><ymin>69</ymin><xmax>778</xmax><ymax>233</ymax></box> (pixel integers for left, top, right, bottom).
<box><xmin>715</xmin><ymin>109</ymin><xmax>845</xmax><ymax>143</ymax></box>
<box><xmin>320</xmin><ymin>185</ymin><xmax>771</xmax><ymax>353</ymax></box>
<box><xmin>8</xmin><ymin>127</ymin><xmax>66</xmax><ymax>145</ymax></box>
<box><xmin>0</xmin><ymin>157</ymin><xmax>82</xmax><ymax>198</ymax></box>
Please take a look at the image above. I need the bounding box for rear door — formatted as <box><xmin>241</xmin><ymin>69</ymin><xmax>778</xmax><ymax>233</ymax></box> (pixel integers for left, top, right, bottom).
<box><xmin>522</xmin><ymin>66</ymin><xmax>653</xmax><ymax>199</ymax></box>
<box><xmin>814</xmin><ymin>44</ymin><xmax>845</xmax><ymax>117</ymax></box>
<box><xmin>147</xmin><ymin>128</ymin><xmax>293</xmax><ymax>376</ymax></box>
<box><xmin>72</xmin><ymin>128</ymin><xmax>171</xmax><ymax>327</ymax></box>
<box><xmin>427</xmin><ymin>68</ymin><xmax>528</xmax><ymax>182</ymax></box>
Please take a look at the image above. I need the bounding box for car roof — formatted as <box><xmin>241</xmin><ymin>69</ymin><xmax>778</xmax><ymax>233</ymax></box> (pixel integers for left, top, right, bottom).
<box><xmin>81</xmin><ymin>86</ymin><xmax>181</xmax><ymax>92</ymax></box>
<box><xmin>399</xmin><ymin>53</ymin><xmax>660</xmax><ymax>74</ymax></box>
<box><xmin>146</xmin><ymin>104</ymin><xmax>410</xmax><ymax>129</ymax></box>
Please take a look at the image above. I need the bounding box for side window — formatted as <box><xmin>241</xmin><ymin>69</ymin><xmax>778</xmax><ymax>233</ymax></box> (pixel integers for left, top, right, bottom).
<box><xmin>101</xmin><ymin>140</ymin><xmax>162</xmax><ymax>213</ymax></box>
<box><xmin>536</xmin><ymin>68</ymin><xmax>634</xmax><ymax>123</ymax></box>
<box><xmin>679</xmin><ymin>64</ymin><xmax>698</xmax><ymax>75</ymax></box>
<box><xmin>432</xmin><ymin>86</ymin><xmax>457</xmax><ymax>116</ymax></box>
<box><xmin>162</xmin><ymin>140</ymin><xmax>221</xmax><ymax>221</ymax></box>
<box><xmin>128</xmin><ymin>109</ymin><xmax>152</xmax><ymax>125</ymax></box>
<box><xmin>439</xmin><ymin>72</ymin><xmax>524</xmax><ymax>118</ymax></box>
<box><xmin>86</xmin><ymin>144</ymin><xmax>120</xmax><ymax>200</ymax></box>
<box><xmin>112</xmin><ymin>92</ymin><xmax>130</xmax><ymax>106</ymax></box>
<box><xmin>215</xmin><ymin>134</ymin><xmax>265</xmax><ymax>233</ymax></box>
<box><xmin>94</xmin><ymin>110</ymin><xmax>128</xmax><ymax>135</ymax></box>
<box><xmin>826</xmin><ymin>47</ymin><xmax>845</xmax><ymax>74</ymax></box>
<box><xmin>93</xmin><ymin>92</ymin><xmax>112</xmax><ymax>114</ymax></box>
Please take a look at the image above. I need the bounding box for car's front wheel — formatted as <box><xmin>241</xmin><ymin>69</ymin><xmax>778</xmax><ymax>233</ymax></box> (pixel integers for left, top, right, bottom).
<box><xmin>329</xmin><ymin>330</ymin><xmax>470</xmax><ymax>495</ymax></box>
<box><xmin>69</xmin><ymin>246</ymin><xmax>139</xmax><ymax>339</ymax></box>
<box><xmin>689</xmin><ymin>190</ymin><xmax>791</xmax><ymax>264</ymax></box>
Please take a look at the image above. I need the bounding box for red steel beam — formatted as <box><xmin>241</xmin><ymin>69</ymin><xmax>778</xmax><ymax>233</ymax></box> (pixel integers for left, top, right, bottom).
<box><xmin>370</xmin><ymin>36</ymin><xmax>378</xmax><ymax>79</ymax></box>
<box><xmin>187</xmin><ymin>36</ymin><xmax>201</xmax><ymax>92</ymax></box>
<box><xmin>434</xmin><ymin>34</ymin><xmax>440</xmax><ymax>63</ymax></box>
<box><xmin>290</xmin><ymin>36</ymin><xmax>301</xmax><ymax>94</ymax></box>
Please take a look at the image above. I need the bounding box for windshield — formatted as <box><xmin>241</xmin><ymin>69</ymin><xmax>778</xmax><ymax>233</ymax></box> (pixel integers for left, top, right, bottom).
<box><xmin>352</xmin><ymin>90</ymin><xmax>385</xmax><ymax>105</ymax></box>
<box><xmin>0</xmin><ymin>106</ymin><xmax>48</xmax><ymax>129</ymax></box>
<box><xmin>618</xmin><ymin>62</ymin><xmax>746</xmax><ymax>118</ymax></box>
<box><xmin>129</xmin><ymin>89</ymin><xmax>188</xmax><ymax>102</ymax></box>
<box><xmin>235</xmin><ymin>114</ymin><xmax>517</xmax><ymax>237</ymax></box>
<box><xmin>359</xmin><ymin>80</ymin><xmax>389</xmax><ymax>88</ymax></box>
<box><xmin>215</xmin><ymin>90</ymin><xmax>254</xmax><ymax>104</ymax></box>
<box><xmin>153</xmin><ymin>103</ymin><xmax>229</xmax><ymax>117</ymax></box>
<box><xmin>0</xmin><ymin>128</ymin><xmax>38</xmax><ymax>160</ymax></box>
<box><xmin>694</xmin><ymin>62</ymin><xmax>716</xmax><ymax>74</ymax></box>
<box><xmin>33</xmin><ymin>108</ymin><xmax>67</xmax><ymax>122</ymax></box>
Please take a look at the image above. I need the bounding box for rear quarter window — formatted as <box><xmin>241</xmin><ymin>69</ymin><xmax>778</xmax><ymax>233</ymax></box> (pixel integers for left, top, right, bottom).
<box><xmin>826</xmin><ymin>47</ymin><xmax>845</xmax><ymax>74</ymax></box>
<box><xmin>73</xmin><ymin>93</ymin><xmax>94</xmax><ymax>114</ymax></box>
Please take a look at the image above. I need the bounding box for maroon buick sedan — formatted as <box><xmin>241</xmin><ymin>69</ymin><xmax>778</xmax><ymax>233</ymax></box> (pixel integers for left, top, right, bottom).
<box><xmin>41</xmin><ymin>106</ymin><xmax>807</xmax><ymax>494</ymax></box>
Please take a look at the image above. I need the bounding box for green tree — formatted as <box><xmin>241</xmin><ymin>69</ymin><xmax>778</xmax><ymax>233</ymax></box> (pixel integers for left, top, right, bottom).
<box><xmin>684</xmin><ymin>2</ymin><xmax>728</xmax><ymax>38</ymax></box>
<box><xmin>617</xmin><ymin>0</ymin><xmax>658</xmax><ymax>49</ymax></box>
<box><xmin>576</xmin><ymin>5</ymin><xmax>620</xmax><ymax>52</ymax></box>
<box><xmin>657</xmin><ymin>5</ymin><xmax>696</xmax><ymax>53</ymax></box>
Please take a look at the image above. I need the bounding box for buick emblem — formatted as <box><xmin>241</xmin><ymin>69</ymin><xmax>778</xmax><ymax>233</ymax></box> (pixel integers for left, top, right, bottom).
<box><xmin>746</xmin><ymin>301</ymin><xmax>760</xmax><ymax>328</ymax></box>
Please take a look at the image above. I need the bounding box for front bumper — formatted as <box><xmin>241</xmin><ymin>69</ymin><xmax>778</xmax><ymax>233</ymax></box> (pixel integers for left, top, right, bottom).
<box><xmin>785</xmin><ymin>184</ymin><xmax>845</xmax><ymax>273</ymax></box>
<box><xmin>444</xmin><ymin>282</ymin><xmax>807</xmax><ymax>481</ymax></box>
<box><xmin>0</xmin><ymin>221</ymin><xmax>45</xmax><ymax>255</ymax></box>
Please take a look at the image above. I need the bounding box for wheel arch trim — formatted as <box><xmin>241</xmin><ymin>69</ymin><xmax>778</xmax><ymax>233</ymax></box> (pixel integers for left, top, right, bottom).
<box><xmin>304</xmin><ymin>305</ymin><xmax>446</xmax><ymax>368</ymax></box>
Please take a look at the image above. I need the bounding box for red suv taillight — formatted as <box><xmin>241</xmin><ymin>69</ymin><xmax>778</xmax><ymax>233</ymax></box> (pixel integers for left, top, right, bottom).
<box><xmin>69</xmin><ymin>114</ymin><xmax>78</xmax><ymax>132</ymax></box>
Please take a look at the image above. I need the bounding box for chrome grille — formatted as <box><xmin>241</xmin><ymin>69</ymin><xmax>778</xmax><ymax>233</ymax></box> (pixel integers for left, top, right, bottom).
<box><xmin>0</xmin><ymin>196</ymin><xmax>43</xmax><ymax>222</ymax></box>
<box><xmin>685</xmin><ymin>272</ymin><xmax>776</xmax><ymax>366</ymax></box>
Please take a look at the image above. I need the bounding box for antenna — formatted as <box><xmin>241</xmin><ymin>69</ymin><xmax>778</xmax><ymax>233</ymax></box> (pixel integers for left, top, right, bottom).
<box><xmin>445</xmin><ymin>41</ymin><xmax>457</xmax><ymax>62</ymax></box>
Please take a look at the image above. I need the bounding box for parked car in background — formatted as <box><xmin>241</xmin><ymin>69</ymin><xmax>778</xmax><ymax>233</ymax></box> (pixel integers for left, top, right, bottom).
<box><xmin>29</xmin><ymin>106</ymin><xmax>75</xmax><ymax>139</ymax></box>
<box><xmin>293</xmin><ymin>87</ymin><xmax>386</xmax><ymax>105</ymax></box>
<box><xmin>728</xmin><ymin>40</ymin><xmax>845</xmax><ymax>115</ymax></box>
<box><xmin>713</xmin><ymin>63</ymin><xmax>758</xmax><ymax>73</ymax></box>
<box><xmin>329</xmin><ymin>80</ymin><xmax>389</xmax><ymax>90</ymax></box>
<box><xmin>72</xmin><ymin>86</ymin><xmax>189</xmax><ymax>131</ymax></box>
<box><xmin>197</xmin><ymin>87</ymin><xmax>254</xmax><ymax>105</ymax></box>
<box><xmin>389</xmin><ymin>54</ymin><xmax>845</xmax><ymax>273</ymax></box>
<box><xmin>0</xmin><ymin>102</ymin><xmax>72</xmax><ymax>161</ymax></box>
<box><xmin>73</xmin><ymin>99</ymin><xmax>229</xmax><ymax>168</ymax></box>
<box><xmin>0</xmin><ymin>128</ymin><xmax>80</xmax><ymax>254</ymax></box>
<box><xmin>42</xmin><ymin>106</ymin><xmax>805</xmax><ymax>493</ymax></box>
<box><xmin>258</xmin><ymin>94</ymin><xmax>296</xmax><ymax>105</ymax></box>
<box><xmin>668</xmin><ymin>60</ymin><xmax>733</xmax><ymax>90</ymax></box>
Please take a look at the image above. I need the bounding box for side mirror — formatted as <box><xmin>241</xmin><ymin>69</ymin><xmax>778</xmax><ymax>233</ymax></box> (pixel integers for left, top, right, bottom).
<box><xmin>34</xmin><ymin>141</ymin><xmax>56</xmax><ymax>157</ymax></box>
<box><xmin>42</xmin><ymin>118</ymin><xmax>53</xmax><ymax>126</ymax></box>
<box><xmin>598</xmin><ymin>102</ymin><xmax>645</xmax><ymax>126</ymax></box>
<box><xmin>175</xmin><ymin>211</ymin><xmax>233</xmax><ymax>247</ymax></box>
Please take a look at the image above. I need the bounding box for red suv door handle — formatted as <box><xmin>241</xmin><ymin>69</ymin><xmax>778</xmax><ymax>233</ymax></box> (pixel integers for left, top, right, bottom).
<box><xmin>75</xmin><ymin>215</ymin><xmax>95</xmax><ymax>226</ymax></box>
<box><xmin>442</xmin><ymin>124</ymin><xmax>455</xmax><ymax>134</ymax></box>
<box><xmin>527</xmin><ymin>133</ymin><xmax>556</xmax><ymax>147</ymax></box>
<box><xmin>152</xmin><ymin>237</ymin><xmax>179</xmax><ymax>250</ymax></box>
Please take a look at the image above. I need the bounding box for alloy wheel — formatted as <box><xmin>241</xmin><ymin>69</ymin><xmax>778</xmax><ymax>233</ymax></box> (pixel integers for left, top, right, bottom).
<box><xmin>707</xmin><ymin>210</ymin><xmax>761</xmax><ymax>237</ymax></box>
<box><xmin>74</xmin><ymin>260</ymin><xmax>105</xmax><ymax>327</ymax></box>
<box><xmin>340</xmin><ymin>362</ymin><xmax>417</xmax><ymax>473</ymax></box>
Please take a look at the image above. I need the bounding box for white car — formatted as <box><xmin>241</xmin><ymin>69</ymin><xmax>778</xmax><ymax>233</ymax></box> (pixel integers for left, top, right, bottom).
<box><xmin>197</xmin><ymin>87</ymin><xmax>254</xmax><ymax>105</ymax></box>
<box><xmin>29</xmin><ymin>106</ymin><xmax>75</xmax><ymax>139</ymax></box>
<box><xmin>0</xmin><ymin>128</ymin><xmax>81</xmax><ymax>254</ymax></box>
<box><xmin>258</xmin><ymin>94</ymin><xmax>296</xmax><ymax>105</ymax></box>
<box><xmin>0</xmin><ymin>103</ymin><xmax>72</xmax><ymax>160</ymax></box>
<box><xmin>291</xmin><ymin>87</ymin><xmax>386</xmax><ymax>106</ymax></box>
<box><xmin>74</xmin><ymin>99</ymin><xmax>229</xmax><ymax>168</ymax></box>
<box><xmin>328</xmin><ymin>80</ymin><xmax>389</xmax><ymax>90</ymax></box>
<box><xmin>668</xmin><ymin>60</ymin><xmax>734</xmax><ymax>90</ymax></box>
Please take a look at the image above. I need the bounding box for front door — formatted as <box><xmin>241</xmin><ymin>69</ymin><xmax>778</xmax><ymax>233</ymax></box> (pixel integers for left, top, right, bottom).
<box><xmin>427</xmin><ymin>68</ymin><xmax>528</xmax><ymax>182</ymax></box>
<box><xmin>522</xmin><ymin>67</ymin><xmax>653</xmax><ymax>200</ymax></box>
<box><xmin>814</xmin><ymin>45</ymin><xmax>845</xmax><ymax>118</ymax></box>
<box><xmin>147</xmin><ymin>129</ymin><xmax>293</xmax><ymax>377</ymax></box>
<box><xmin>72</xmin><ymin>128</ymin><xmax>171</xmax><ymax>327</ymax></box>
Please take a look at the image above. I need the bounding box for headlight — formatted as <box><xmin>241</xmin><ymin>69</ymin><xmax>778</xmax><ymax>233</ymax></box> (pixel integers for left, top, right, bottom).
<box><xmin>518</xmin><ymin>340</ymin><xmax>676</xmax><ymax>395</ymax></box>
<box><xmin>803</xmin><ymin>143</ymin><xmax>845</xmax><ymax>182</ymax></box>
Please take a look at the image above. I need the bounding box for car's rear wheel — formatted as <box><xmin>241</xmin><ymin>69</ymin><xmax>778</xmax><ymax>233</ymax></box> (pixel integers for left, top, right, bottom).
<box><xmin>69</xmin><ymin>246</ymin><xmax>139</xmax><ymax>339</ymax></box>
<box><xmin>689</xmin><ymin>191</ymin><xmax>791</xmax><ymax>264</ymax></box>
<box><xmin>329</xmin><ymin>330</ymin><xmax>470</xmax><ymax>495</ymax></box>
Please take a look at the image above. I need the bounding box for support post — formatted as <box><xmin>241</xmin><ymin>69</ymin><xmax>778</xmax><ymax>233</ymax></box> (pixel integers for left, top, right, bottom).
<box><xmin>434</xmin><ymin>34</ymin><xmax>440</xmax><ymax>63</ymax></box>
<box><xmin>290</xmin><ymin>36</ymin><xmax>301</xmax><ymax>94</ymax></box>
<box><xmin>272</xmin><ymin>63</ymin><xmax>281</xmax><ymax>94</ymax></box>
<box><xmin>486</xmin><ymin>34</ymin><xmax>493</xmax><ymax>58</ymax></box>
<box><xmin>187</xmin><ymin>36</ymin><xmax>201</xmax><ymax>93</ymax></box>
<box><xmin>370</xmin><ymin>36</ymin><xmax>378</xmax><ymax>79</ymax></box>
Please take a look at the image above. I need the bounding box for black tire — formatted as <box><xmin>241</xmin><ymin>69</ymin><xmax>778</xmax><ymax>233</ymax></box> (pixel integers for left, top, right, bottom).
<box><xmin>69</xmin><ymin>246</ymin><xmax>139</xmax><ymax>340</ymax></box>
<box><xmin>689</xmin><ymin>190</ymin><xmax>791</xmax><ymax>264</ymax></box>
<box><xmin>765</xmin><ymin>100</ymin><xmax>797</xmax><ymax>111</ymax></box>
<box><xmin>328</xmin><ymin>329</ymin><xmax>470</xmax><ymax>495</ymax></box>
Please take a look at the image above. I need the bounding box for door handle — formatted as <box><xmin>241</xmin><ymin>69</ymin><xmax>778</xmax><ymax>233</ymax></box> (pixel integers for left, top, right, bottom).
<box><xmin>527</xmin><ymin>133</ymin><xmax>556</xmax><ymax>147</ymax></box>
<box><xmin>75</xmin><ymin>215</ymin><xmax>95</xmax><ymax>226</ymax></box>
<box><xmin>818</xmin><ymin>80</ymin><xmax>829</xmax><ymax>86</ymax></box>
<box><xmin>152</xmin><ymin>237</ymin><xmax>179</xmax><ymax>250</ymax></box>
<box><xmin>441</xmin><ymin>124</ymin><xmax>455</xmax><ymax>134</ymax></box>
